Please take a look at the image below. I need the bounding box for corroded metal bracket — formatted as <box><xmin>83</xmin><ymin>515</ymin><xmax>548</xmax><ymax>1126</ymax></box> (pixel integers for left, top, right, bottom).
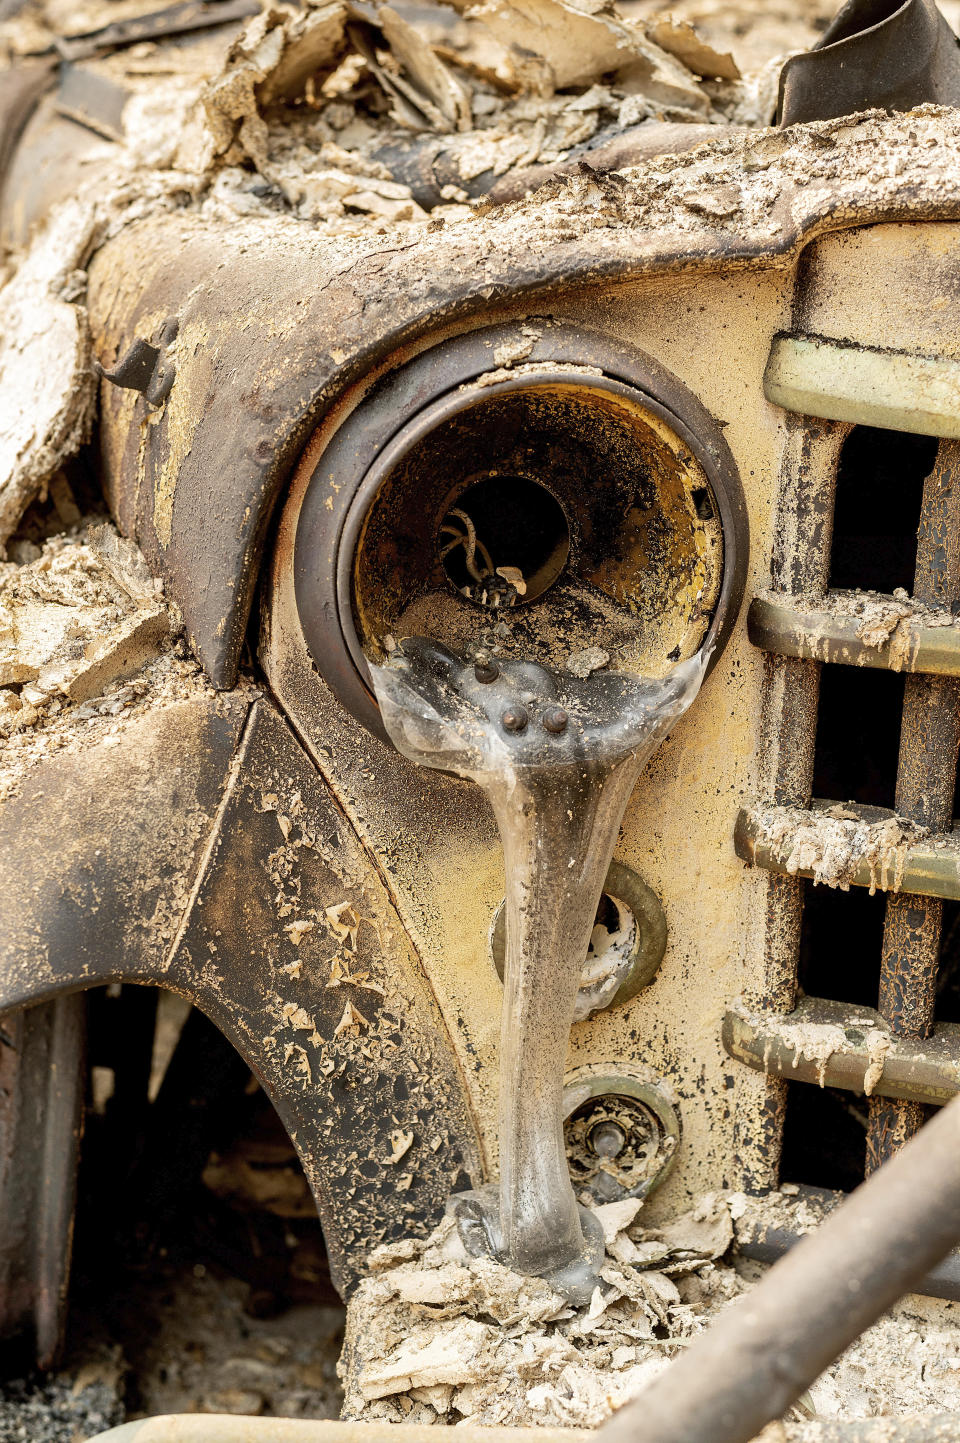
<box><xmin>735</xmin><ymin>800</ymin><xmax>960</xmax><ymax>901</ymax></box>
<box><xmin>764</xmin><ymin>332</ymin><xmax>960</xmax><ymax>438</ymax></box>
<box><xmin>723</xmin><ymin>996</ymin><xmax>960</xmax><ymax>1106</ymax></box>
<box><xmin>748</xmin><ymin>592</ymin><xmax>960</xmax><ymax>676</ymax></box>
<box><xmin>0</xmin><ymin>692</ymin><xmax>481</xmax><ymax>1308</ymax></box>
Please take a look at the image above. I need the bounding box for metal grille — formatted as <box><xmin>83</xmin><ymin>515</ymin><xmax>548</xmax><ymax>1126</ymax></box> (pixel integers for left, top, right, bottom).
<box><xmin>730</xmin><ymin>416</ymin><xmax>960</xmax><ymax>1191</ymax></box>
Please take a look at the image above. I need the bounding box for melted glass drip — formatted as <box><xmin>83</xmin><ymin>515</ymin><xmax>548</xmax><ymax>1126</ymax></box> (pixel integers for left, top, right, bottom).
<box><xmin>371</xmin><ymin>639</ymin><xmax>707</xmax><ymax>1300</ymax></box>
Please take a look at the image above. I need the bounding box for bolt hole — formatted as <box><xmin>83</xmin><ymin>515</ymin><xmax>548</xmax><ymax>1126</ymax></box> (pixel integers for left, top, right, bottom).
<box><xmin>439</xmin><ymin>474</ymin><xmax>570</xmax><ymax>609</ymax></box>
<box><xmin>490</xmin><ymin>861</ymin><xmax>667</xmax><ymax>1016</ymax></box>
<box><xmin>565</xmin><ymin>1093</ymin><xmax>674</xmax><ymax>1203</ymax></box>
<box><xmin>691</xmin><ymin>486</ymin><xmax>715</xmax><ymax>521</ymax></box>
<box><xmin>575</xmin><ymin>894</ymin><xmax>637</xmax><ymax>1021</ymax></box>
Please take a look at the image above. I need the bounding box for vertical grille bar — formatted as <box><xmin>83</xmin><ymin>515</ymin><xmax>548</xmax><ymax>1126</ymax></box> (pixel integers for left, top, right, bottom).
<box><xmin>867</xmin><ymin>439</ymin><xmax>960</xmax><ymax>1170</ymax></box>
<box><xmin>736</xmin><ymin>415</ymin><xmax>849</xmax><ymax>1189</ymax></box>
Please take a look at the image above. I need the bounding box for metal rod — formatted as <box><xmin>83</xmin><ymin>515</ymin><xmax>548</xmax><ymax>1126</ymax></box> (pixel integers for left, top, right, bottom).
<box><xmin>735</xmin><ymin>416</ymin><xmax>848</xmax><ymax>1190</ymax></box>
<box><xmin>91</xmin><ymin>1421</ymin><xmax>588</xmax><ymax>1442</ymax></box>
<box><xmin>87</xmin><ymin>1419</ymin><xmax>960</xmax><ymax>1443</ymax></box>
<box><xmin>868</xmin><ymin>439</ymin><xmax>960</xmax><ymax>1169</ymax></box>
<box><xmin>598</xmin><ymin>1088</ymin><xmax>960</xmax><ymax>1443</ymax></box>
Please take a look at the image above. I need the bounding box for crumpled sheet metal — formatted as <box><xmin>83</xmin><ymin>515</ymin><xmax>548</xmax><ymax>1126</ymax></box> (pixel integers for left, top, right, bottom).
<box><xmin>89</xmin><ymin>109</ymin><xmax>960</xmax><ymax>691</ymax></box>
<box><xmin>0</xmin><ymin>196</ymin><xmax>99</xmax><ymax>546</ymax></box>
<box><xmin>779</xmin><ymin>0</ymin><xmax>960</xmax><ymax>126</ymax></box>
<box><xmin>0</xmin><ymin>694</ymin><xmax>482</xmax><ymax>1294</ymax></box>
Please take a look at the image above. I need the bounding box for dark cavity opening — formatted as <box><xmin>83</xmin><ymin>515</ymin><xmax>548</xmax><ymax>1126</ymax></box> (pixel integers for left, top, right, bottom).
<box><xmin>936</xmin><ymin>900</ymin><xmax>960</xmax><ymax>1024</ymax></box>
<box><xmin>829</xmin><ymin>425</ymin><xmax>937</xmax><ymax>593</ymax></box>
<box><xmin>691</xmin><ymin>486</ymin><xmax>714</xmax><ymax>521</ymax></box>
<box><xmin>798</xmin><ymin>882</ymin><xmax>885</xmax><ymax>1010</ymax></box>
<box><xmin>812</xmin><ymin>664</ymin><xmax>906</xmax><ymax>811</ymax></box>
<box><xmin>48</xmin><ymin>986</ymin><xmax>343</xmax><ymax>1412</ymax></box>
<box><xmin>780</xmin><ymin>1083</ymin><xmax>867</xmax><ymax>1195</ymax></box>
<box><xmin>439</xmin><ymin>474</ymin><xmax>570</xmax><ymax>609</ymax></box>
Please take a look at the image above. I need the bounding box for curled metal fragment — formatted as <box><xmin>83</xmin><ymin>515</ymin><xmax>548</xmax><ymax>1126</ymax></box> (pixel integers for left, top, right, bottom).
<box><xmin>779</xmin><ymin>0</ymin><xmax>960</xmax><ymax>126</ymax></box>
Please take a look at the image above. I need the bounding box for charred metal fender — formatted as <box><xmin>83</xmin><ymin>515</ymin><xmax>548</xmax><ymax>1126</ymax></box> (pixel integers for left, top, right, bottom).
<box><xmin>87</xmin><ymin>115</ymin><xmax>960</xmax><ymax>694</ymax></box>
<box><xmin>0</xmin><ymin>692</ymin><xmax>481</xmax><ymax>1295</ymax></box>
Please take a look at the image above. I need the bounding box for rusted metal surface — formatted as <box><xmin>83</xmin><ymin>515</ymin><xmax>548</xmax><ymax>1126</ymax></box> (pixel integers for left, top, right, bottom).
<box><xmin>0</xmin><ymin>58</ymin><xmax>55</xmax><ymax>199</ymax></box>
<box><xmin>0</xmin><ymin>995</ymin><xmax>85</xmax><ymax>1368</ymax></box>
<box><xmin>370</xmin><ymin>122</ymin><xmax>740</xmax><ymax>213</ymax></box>
<box><xmin>0</xmin><ymin>696</ymin><xmax>482</xmax><ymax>1297</ymax></box>
<box><xmin>778</xmin><ymin>0</ymin><xmax>960</xmax><ymax>126</ymax></box>
<box><xmin>483</xmin><ymin>123</ymin><xmax>748</xmax><ymax>207</ymax></box>
<box><xmin>735</xmin><ymin>416</ymin><xmax>848</xmax><ymax>1190</ymax></box>
<box><xmin>598</xmin><ymin>1087</ymin><xmax>960</xmax><ymax>1443</ymax></box>
<box><xmin>749</xmin><ymin>592</ymin><xmax>960</xmax><ymax>674</ymax></box>
<box><xmin>868</xmin><ymin>439</ymin><xmax>960</xmax><ymax>1170</ymax></box>
<box><xmin>162</xmin><ymin>700</ymin><xmax>482</xmax><ymax>1291</ymax></box>
<box><xmin>98</xmin><ymin>325</ymin><xmax>178</xmax><ymax>407</ymax></box>
<box><xmin>723</xmin><ymin>996</ymin><xmax>960</xmax><ymax>1107</ymax></box>
<box><xmin>735</xmin><ymin>1182</ymin><xmax>960</xmax><ymax>1304</ymax></box>
<box><xmin>735</xmin><ymin>800</ymin><xmax>960</xmax><ymax>900</ymax></box>
<box><xmin>0</xmin><ymin>92</ymin><xmax>117</xmax><ymax>251</ymax></box>
<box><xmin>0</xmin><ymin>692</ymin><xmax>251</xmax><ymax>1007</ymax></box>
<box><xmin>85</xmin><ymin>118</ymin><xmax>960</xmax><ymax>692</ymax></box>
<box><xmin>55</xmin><ymin>63</ymin><xmax>129</xmax><ymax>141</ymax></box>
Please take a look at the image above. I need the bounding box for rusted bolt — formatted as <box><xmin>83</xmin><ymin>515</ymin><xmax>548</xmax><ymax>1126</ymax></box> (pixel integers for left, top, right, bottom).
<box><xmin>475</xmin><ymin>658</ymin><xmax>500</xmax><ymax>683</ymax></box>
<box><xmin>501</xmin><ymin>705</ymin><xmax>528</xmax><ymax>733</ymax></box>
<box><xmin>590</xmin><ymin>1120</ymin><xmax>627</xmax><ymax>1159</ymax></box>
<box><xmin>543</xmin><ymin>706</ymin><xmax>569</xmax><ymax>733</ymax></box>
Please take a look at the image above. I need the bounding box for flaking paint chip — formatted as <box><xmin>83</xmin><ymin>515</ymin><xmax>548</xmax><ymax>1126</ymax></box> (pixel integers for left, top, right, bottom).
<box><xmin>285</xmin><ymin>918</ymin><xmax>315</xmax><ymax>945</ymax></box>
<box><xmin>281</xmin><ymin>1002</ymin><xmax>315</xmax><ymax>1030</ymax></box>
<box><xmin>386</xmin><ymin>1128</ymin><xmax>414</xmax><ymax>1164</ymax></box>
<box><xmin>334</xmin><ymin>1000</ymin><xmax>370</xmax><ymax>1036</ymax></box>
<box><xmin>326</xmin><ymin>901</ymin><xmax>361</xmax><ymax>949</ymax></box>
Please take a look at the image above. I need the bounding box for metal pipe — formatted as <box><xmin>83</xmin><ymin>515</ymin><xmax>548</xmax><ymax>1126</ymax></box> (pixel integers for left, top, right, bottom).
<box><xmin>88</xmin><ymin>1416</ymin><xmax>960</xmax><ymax>1443</ymax></box>
<box><xmin>90</xmin><ymin>1421</ymin><xmax>587</xmax><ymax>1442</ymax></box>
<box><xmin>598</xmin><ymin>1087</ymin><xmax>960</xmax><ymax>1443</ymax></box>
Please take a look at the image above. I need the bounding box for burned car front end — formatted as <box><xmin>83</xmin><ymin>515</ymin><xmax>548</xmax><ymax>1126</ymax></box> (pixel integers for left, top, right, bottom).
<box><xmin>5</xmin><ymin>0</ymin><xmax>960</xmax><ymax>1436</ymax></box>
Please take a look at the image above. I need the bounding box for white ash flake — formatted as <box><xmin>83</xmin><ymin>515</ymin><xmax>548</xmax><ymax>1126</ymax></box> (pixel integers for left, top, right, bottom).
<box><xmin>340</xmin><ymin>1194</ymin><xmax>740</xmax><ymax>1427</ymax></box>
<box><xmin>342</xmin><ymin>1189</ymin><xmax>960</xmax><ymax>1429</ymax></box>
<box><xmin>753</xmin><ymin>803</ymin><xmax>929</xmax><ymax>894</ymax></box>
<box><xmin>0</xmin><ymin>520</ymin><xmax>221</xmax><ymax>803</ymax></box>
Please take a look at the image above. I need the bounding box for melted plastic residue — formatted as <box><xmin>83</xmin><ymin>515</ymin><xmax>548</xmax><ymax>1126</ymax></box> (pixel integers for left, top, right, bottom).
<box><xmin>371</xmin><ymin>638</ymin><xmax>707</xmax><ymax>1301</ymax></box>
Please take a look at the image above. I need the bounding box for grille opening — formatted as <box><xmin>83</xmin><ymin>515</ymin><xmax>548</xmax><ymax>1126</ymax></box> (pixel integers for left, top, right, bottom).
<box><xmin>829</xmin><ymin>426</ymin><xmax>937</xmax><ymax>592</ymax></box>
<box><xmin>936</xmin><ymin>900</ymin><xmax>960</xmax><ymax>1024</ymax></box>
<box><xmin>781</xmin><ymin>428</ymin><xmax>943</xmax><ymax>1198</ymax></box>
<box><xmin>812</xmin><ymin>665</ymin><xmax>906</xmax><ymax>811</ymax></box>
<box><xmin>779</xmin><ymin>1082</ymin><xmax>867</xmax><ymax>1194</ymax></box>
<box><xmin>951</xmin><ymin>763</ymin><xmax>960</xmax><ymax>829</ymax></box>
<box><xmin>797</xmin><ymin>883</ymin><xmax>884</xmax><ymax>1009</ymax></box>
<box><xmin>786</xmin><ymin>657</ymin><xmax>910</xmax><ymax>1192</ymax></box>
